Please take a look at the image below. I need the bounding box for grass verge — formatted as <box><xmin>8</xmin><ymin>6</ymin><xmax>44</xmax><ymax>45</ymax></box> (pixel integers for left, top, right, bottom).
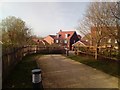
<box><xmin>3</xmin><ymin>54</ymin><xmax>42</xmax><ymax>88</ymax></box>
<box><xmin>67</xmin><ymin>55</ymin><xmax>119</xmax><ymax>78</ymax></box>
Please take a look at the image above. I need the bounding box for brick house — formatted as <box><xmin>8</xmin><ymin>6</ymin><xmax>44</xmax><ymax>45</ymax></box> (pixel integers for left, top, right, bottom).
<box><xmin>44</xmin><ymin>35</ymin><xmax>56</xmax><ymax>45</ymax></box>
<box><xmin>91</xmin><ymin>26</ymin><xmax>118</xmax><ymax>49</ymax></box>
<box><xmin>44</xmin><ymin>30</ymin><xmax>80</xmax><ymax>50</ymax></box>
<box><xmin>82</xmin><ymin>26</ymin><xmax>118</xmax><ymax>49</ymax></box>
<box><xmin>32</xmin><ymin>38</ymin><xmax>49</xmax><ymax>46</ymax></box>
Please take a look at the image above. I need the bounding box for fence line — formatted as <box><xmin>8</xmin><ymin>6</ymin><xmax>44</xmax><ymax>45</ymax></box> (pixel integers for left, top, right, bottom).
<box><xmin>2</xmin><ymin>45</ymin><xmax>65</xmax><ymax>81</ymax></box>
<box><xmin>74</xmin><ymin>46</ymin><xmax>118</xmax><ymax>58</ymax></box>
<box><xmin>75</xmin><ymin>47</ymin><xmax>118</xmax><ymax>61</ymax></box>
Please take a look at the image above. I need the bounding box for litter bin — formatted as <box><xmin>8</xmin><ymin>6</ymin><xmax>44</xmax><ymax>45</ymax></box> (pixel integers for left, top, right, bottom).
<box><xmin>32</xmin><ymin>69</ymin><xmax>43</xmax><ymax>89</ymax></box>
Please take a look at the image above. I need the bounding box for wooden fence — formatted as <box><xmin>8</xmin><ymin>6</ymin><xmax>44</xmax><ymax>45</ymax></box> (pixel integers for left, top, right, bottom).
<box><xmin>74</xmin><ymin>46</ymin><xmax>118</xmax><ymax>58</ymax></box>
<box><xmin>75</xmin><ymin>50</ymin><xmax>118</xmax><ymax>62</ymax></box>
<box><xmin>2</xmin><ymin>45</ymin><xmax>66</xmax><ymax>81</ymax></box>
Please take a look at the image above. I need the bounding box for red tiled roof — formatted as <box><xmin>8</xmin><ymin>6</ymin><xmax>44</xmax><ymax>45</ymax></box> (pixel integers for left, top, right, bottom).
<box><xmin>40</xmin><ymin>40</ymin><xmax>48</xmax><ymax>43</ymax></box>
<box><xmin>32</xmin><ymin>38</ymin><xmax>49</xmax><ymax>45</ymax></box>
<box><xmin>57</xmin><ymin>30</ymin><xmax>75</xmax><ymax>39</ymax></box>
<box><xmin>49</xmin><ymin>35</ymin><xmax>56</xmax><ymax>39</ymax></box>
<box><xmin>32</xmin><ymin>38</ymin><xmax>39</xmax><ymax>43</ymax></box>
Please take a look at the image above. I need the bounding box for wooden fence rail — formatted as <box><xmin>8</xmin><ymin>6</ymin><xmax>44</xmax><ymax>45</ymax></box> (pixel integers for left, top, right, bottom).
<box><xmin>2</xmin><ymin>45</ymin><xmax>65</xmax><ymax>81</ymax></box>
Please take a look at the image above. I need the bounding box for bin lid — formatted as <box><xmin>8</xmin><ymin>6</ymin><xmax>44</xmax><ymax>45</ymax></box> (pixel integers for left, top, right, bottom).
<box><xmin>32</xmin><ymin>69</ymin><xmax>41</xmax><ymax>74</ymax></box>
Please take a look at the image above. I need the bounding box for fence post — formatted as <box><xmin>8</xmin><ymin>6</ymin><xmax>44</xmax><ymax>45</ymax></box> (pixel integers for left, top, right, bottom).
<box><xmin>65</xmin><ymin>48</ymin><xmax>69</xmax><ymax>56</ymax></box>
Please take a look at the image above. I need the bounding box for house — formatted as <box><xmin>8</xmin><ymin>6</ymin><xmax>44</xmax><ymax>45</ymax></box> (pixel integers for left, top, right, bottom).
<box><xmin>44</xmin><ymin>30</ymin><xmax>80</xmax><ymax>50</ymax></box>
<box><xmin>72</xmin><ymin>39</ymin><xmax>91</xmax><ymax>51</ymax></box>
<box><xmin>82</xmin><ymin>26</ymin><xmax>118</xmax><ymax>49</ymax></box>
<box><xmin>91</xmin><ymin>26</ymin><xmax>118</xmax><ymax>49</ymax></box>
<box><xmin>44</xmin><ymin>35</ymin><xmax>56</xmax><ymax>45</ymax></box>
<box><xmin>32</xmin><ymin>38</ymin><xmax>49</xmax><ymax>46</ymax></box>
<box><xmin>72</xmin><ymin>41</ymin><xmax>86</xmax><ymax>50</ymax></box>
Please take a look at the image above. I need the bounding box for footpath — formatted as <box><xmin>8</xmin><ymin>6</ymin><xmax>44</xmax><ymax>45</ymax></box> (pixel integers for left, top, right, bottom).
<box><xmin>37</xmin><ymin>54</ymin><xmax>118</xmax><ymax>88</ymax></box>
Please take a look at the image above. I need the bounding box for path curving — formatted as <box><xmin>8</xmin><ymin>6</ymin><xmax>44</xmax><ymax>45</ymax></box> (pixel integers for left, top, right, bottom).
<box><xmin>37</xmin><ymin>54</ymin><xmax>118</xmax><ymax>88</ymax></box>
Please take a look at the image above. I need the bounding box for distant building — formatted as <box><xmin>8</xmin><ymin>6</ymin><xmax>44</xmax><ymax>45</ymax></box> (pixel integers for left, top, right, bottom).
<box><xmin>82</xmin><ymin>26</ymin><xmax>118</xmax><ymax>49</ymax></box>
<box><xmin>72</xmin><ymin>41</ymin><xmax>86</xmax><ymax>47</ymax></box>
<box><xmin>72</xmin><ymin>39</ymin><xmax>90</xmax><ymax>51</ymax></box>
<box><xmin>44</xmin><ymin>35</ymin><xmax>56</xmax><ymax>45</ymax></box>
<box><xmin>32</xmin><ymin>38</ymin><xmax>49</xmax><ymax>46</ymax></box>
<box><xmin>91</xmin><ymin>26</ymin><xmax>118</xmax><ymax>48</ymax></box>
<box><xmin>44</xmin><ymin>30</ymin><xmax>80</xmax><ymax>50</ymax></box>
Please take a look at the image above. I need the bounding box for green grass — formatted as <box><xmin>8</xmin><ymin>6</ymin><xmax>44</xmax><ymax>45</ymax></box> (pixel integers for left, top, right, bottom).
<box><xmin>3</xmin><ymin>54</ymin><xmax>42</xmax><ymax>88</ymax></box>
<box><xmin>67</xmin><ymin>55</ymin><xmax>119</xmax><ymax>78</ymax></box>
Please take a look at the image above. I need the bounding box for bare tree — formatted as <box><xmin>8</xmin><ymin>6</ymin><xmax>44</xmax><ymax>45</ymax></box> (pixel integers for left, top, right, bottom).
<box><xmin>103</xmin><ymin>2</ymin><xmax>120</xmax><ymax>60</ymax></box>
<box><xmin>91</xmin><ymin>2</ymin><xmax>120</xmax><ymax>60</ymax></box>
<box><xmin>78</xmin><ymin>2</ymin><xmax>120</xmax><ymax>60</ymax></box>
<box><xmin>78</xmin><ymin>2</ymin><xmax>106</xmax><ymax>59</ymax></box>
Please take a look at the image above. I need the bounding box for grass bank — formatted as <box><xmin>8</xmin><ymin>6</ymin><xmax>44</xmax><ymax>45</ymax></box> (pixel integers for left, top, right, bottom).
<box><xmin>67</xmin><ymin>55</ymin><xmax>119</xmax><ymax>78</ymax></box>
<box><xmin>3</xmin><ymin>54</ymin><xmax>42</xmax><ymax>88</ymax></box>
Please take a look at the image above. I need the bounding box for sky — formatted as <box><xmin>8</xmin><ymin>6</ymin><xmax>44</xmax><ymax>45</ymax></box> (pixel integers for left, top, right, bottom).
<box><xmin>0</xmin><ymin>2</ymin><xmax>90</xmax><ymax>37</ymax></box>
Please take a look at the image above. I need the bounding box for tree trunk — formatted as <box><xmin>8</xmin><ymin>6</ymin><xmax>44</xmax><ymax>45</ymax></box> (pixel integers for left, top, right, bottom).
<box><xmin>116</xmin><ymin>17</ymin><xmax>120</xmax><ymax>60</ymax></box>
<box><xmin>95</xmin><ymin>44</ymin><xmax>99</xmax><ymax>60</ymax></box>
<box><xmin>117</xmin><ymin>42</ymin><xmax>120</xmax><ymax>60</ymax></box>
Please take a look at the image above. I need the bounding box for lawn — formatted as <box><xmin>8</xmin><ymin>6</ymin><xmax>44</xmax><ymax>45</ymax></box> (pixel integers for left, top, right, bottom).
<box><xmin>3</xmin><ymin>54</ymin><xmax>42</xmax><ymax>88</ymax></box>
<box><xmin>67</xmin><ymin>55</ymin><xmax>119</xmax><ymax>78</ymax></box>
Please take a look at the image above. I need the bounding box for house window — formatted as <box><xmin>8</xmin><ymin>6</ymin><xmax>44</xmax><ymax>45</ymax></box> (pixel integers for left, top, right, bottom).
<box><xmin>64</xmin><ymin>40</ymin><xmax>67</xmax><ymax>44</ymax></box>
<box><xmin>115</xmin><ymin>39</ymin><xmax>117</xmax><ymax>43</ymax></box>
<box><xmin>115</xmin><ymin>31</ymin><xmax>117</xmax><ymax>35</ymax></box>
<box><xmin>65</xmin><ymin>34</ymin><xmax>68</xmax><ymax>38</ymax></box>
<box><xmin>99</xmin><ymin>31</ymin><xmax>102</xmax><ymax>35</ymax></box>
<box><xmin>57</xmin><ymin>34</ymin><xmax>59</xmax><ymax>38</ymax></box>
<box><xmin>108</xmin><ymin>39</ymin><xmax>111</xmax><ymax>43</ymax></box>
<box><xmin>56</xmin><ymin>40</ymin><xmax>59</xmax><ymax>43</ymax></box>
<box><xmin>74</xmin><ymin>40</ymin><xmax>75</xmax><ymax>43</ymax></box>
<box><xmin>60</xmin><ymin>40</ymin><xmax>62</xmax><ymax>43</ymax></box>
<box><xmin>59</xmin><ymin>34</ymin><xmax>61</xmax><ymax>37</ymax></box>
<box><xmin>67</xmin><ymin>34</ymin><xmax>70</xmax><ymax>37</ymax></box>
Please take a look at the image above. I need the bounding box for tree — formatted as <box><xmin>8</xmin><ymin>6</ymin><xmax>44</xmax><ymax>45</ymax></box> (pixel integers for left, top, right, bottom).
<box><xmin>89</xmin><ymin>2</ymin><xmax>120</xmax><ymax>60</ymax></box>
<box><xmin>78</xmin><ymin>2</ymin><xmax>106</xmax><ymax>59</ymax></box>
<box><xmin>78</xmin><ymin>2</ymin><xmax>120</xmax><ymax>60</ymax></box>
<box><xmin>0</xmin><ymin>16</ymin><xmax>31</xmax><ymax>46</ymax></box>
<box><xmin>99</xmin><ymin>2</ymin><xmax>120</xmax><ymax>60</ymax></box>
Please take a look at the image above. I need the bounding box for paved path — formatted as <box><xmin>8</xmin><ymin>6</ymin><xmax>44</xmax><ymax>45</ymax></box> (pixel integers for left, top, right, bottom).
<box><xmin>37</xmin><ymin>54</ymin><xmax>118</xmax><ymax>88</ymax></box>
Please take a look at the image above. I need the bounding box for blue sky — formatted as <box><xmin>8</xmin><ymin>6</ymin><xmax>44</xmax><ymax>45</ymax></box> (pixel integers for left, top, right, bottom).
<box><xmin>0</xmin><ymin>2</ymin><xmax>89</xmax><ymax>37</ymax></box>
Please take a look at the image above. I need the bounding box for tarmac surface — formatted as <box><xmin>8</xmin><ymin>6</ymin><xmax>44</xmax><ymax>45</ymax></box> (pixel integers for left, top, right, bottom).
<box><xmin>37</xmin><ymin>54</ymin><xmax>119</xmax><ymax>88</ymax></box>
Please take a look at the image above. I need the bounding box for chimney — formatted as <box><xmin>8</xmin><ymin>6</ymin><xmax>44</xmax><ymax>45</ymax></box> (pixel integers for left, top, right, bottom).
<box><xmin>60</xmin><ymin>29</ymin><xmax>62</xmax><ymax>32</ymax></box>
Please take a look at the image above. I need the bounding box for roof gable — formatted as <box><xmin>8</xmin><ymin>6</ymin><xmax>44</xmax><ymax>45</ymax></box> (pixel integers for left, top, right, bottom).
<box><xmin>57</xmin><ymin>30</ymin><xmax>76</xmax><ymax>39</ymax></box>
<box><xmin>49</xmin><ymin>35</ymin><xmax>56</xmax><ymax>39</ymax></box>
<box><xmin>43</xmin><ymin>35</ymin><xmax>56</xmax><ymax>40</ymax></box>
<box><xmin>72</xmin><ymin>40</ymin><xmax>86</xmax><ymax>46</ymax></box>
